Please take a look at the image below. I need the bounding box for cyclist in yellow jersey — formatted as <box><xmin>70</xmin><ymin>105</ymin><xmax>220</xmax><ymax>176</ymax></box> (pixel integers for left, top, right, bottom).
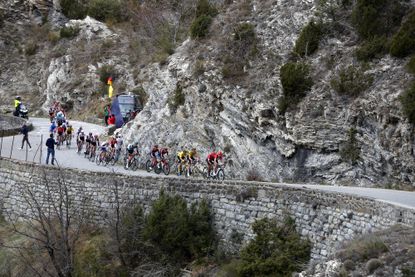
<box><xmin>186</xmin><ymin>148</ymin><xmax>198</xmax><ymax>176</ymax></box>
<box><xmin>176</xmin><ymin>150</ymin><xmax>188</xmax><ymax>176</ymax></box>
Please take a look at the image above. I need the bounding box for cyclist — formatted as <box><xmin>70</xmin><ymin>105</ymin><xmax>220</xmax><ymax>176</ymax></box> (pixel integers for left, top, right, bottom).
<box><xmin>91</xmin><ymin>134</ymin><xmax>100</xmax><ymax>156</ymax></box>
<box><xmin>206</xmin><ymin>151</ymin><xmax>224</xmax><ymax>177</ymax></box>
<box><xmin>66</xmin><ymin>124</ymin><xmax>73</xmax><ymax>145</ymax></box>
<box><xmin>114</xmin><ymin>134</ymin><xmax>124</xmax><ymax>162</ymax></box>
<box><xmin>77</xmin><ymin>131</ymin><xmax>85</xmax><ymax>153</ymax></box>
<box><xmin>98</xmin><ymin>141</ymin><xmax>109</xmax><ymax>162</ymax></box>
<box><xmin>160</xmin><ymin>147</ymin><xmax>169</xmax><ymax>160</ymax></box>
<box><xmin>126</xmin><ymin>142</ymin><xmax>139</xmax><ymax>168</ymax></box>
<box><xmin>85</xmin><ymin>132</ymin><xmax>93</xmax><ymax>155</ymax></box>
<box><xmin>150</xmin><ymin>145</ymin><xmax>161</xmax><ymax>167</ymax></box>
<box><xmin>77</xmin><ymin>126</ymin><xmax>83</xmax><ymax>136</ymax></box>
<box><xmin>186</xmin><ymin>148</ymin><xmax>198</xmax><ymax>176</ymax></box>
<box><xmin>56</xmin><ymin>124</ymin><xmax>65</xmax><ymax>146</ymax></box>
<box><xmin>49</xmin><ymin>121</ymin><xmax>57</xmax><ymax>134</ymax></box>
<box><xmin>176</xmin><ymin>149</ymin><xmax>188</xmax><ymax>176</ymax></box>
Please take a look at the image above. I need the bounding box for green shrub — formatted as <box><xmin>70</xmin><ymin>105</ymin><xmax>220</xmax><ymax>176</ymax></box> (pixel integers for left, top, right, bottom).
<box><xmin>237</xmin><ymin>217</ymin><xmax>311</xmax><ymax>276</ymax></box>
<box><xmin>98</xmin><ymin>65</ymin><xmax>117</xmax><ymax>84</ymax></box>
<box><xmin>144</xmin><ymin>192</ymin><xmax>216</xmax><ymax>263</ymax></box>
<box><xmin>390</xmin><ymin>10</ymin><xmax>415</xmax><ymax>58</ymax></box>
<box><xmin>24</xmin><ymin>42</ymin><xmax>38</xmax><ymax>56</ymax></box>
<box><xmin>294</xmin><ymin>21</ymin><xmax>323</xmax><ymax>57</ymax></box>
<box><xmin>337</xmin><ymin>235</ymin><xmax>388</xmax><ymax>262</ymax></box>
<box><xmin>234</xmin><ymin>23</ymin><xmax>256</xmax><ymax>43</ymax></box>
<box><xmin>60</xmin><ymin>26</ymin><xmax>80</xmax><ymax>39</ymax></box>
<box><xmin>190</xmin><ymin>15</ymin><xmax>212</xmax><ymax>39</ymax></box>
<box><xmin>190</xmin><ymin>0</ymin><xmax>217</xmax><ymax>39</ymax></box>
<box><xmin>351</xmin><ymin>0</ymin><xmax>405</xmax><ymax>40</ymax></box>
<box><xmin>60</xmin><ymin>0</ymin><xmax>87</xmax><ymax>20</ymax></box>
<box><xmin>340</xmin><ymin>128</ymin><xmax>360</xmax><ymax>164</ymax></box>
<box><xmin>278</xmin><ymin>62</ymin><xmax>313</xmax><ymax>113</ymax></box>
<box><xmin>355</xmin><ymin>36</ymin><xmax>388</xmax><ymax>61</ymax></box>
<box><xmin>195</xmin><ymin>0</ymin><xmax>218</xmax><ymax>18</ymax></box>
<box><xmin>331</xmin><ymin>65</ymin><xmax>373</xmax><ymax>97</ymax></box>
<box><xmin>407</xmin><ymin>55</ymin><xmax>415</xmax><ymax>75</ymax></box>
<box><xmin>87</xmin><ymin>0</ymin><xmax>123</xmax><ymax>23</ymax></box>
<box><xmin>168</xmin><ymin>84</ymin><xmax>185</xmax><ymax>112</ymax></box>
<box><xmin>47</xmin><ymin>31</ymin><xmax>60</xmax><ymax>43</ymax></box>
<box><xmin>365</xmin><ymin>258</ymin><xmax>382</xmax><ymax>274</ymax></box>
<box><xmin>400</xmin><ymin>82</ymin><xmax>415</xmax><ymax>124</ymax></box>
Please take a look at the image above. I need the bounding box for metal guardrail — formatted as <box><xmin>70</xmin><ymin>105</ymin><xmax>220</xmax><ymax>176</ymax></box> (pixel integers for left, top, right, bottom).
<box><xmin>0</xmin><ymin>129</ymin><xmax>44</xmax><ymax>164</ymax></box>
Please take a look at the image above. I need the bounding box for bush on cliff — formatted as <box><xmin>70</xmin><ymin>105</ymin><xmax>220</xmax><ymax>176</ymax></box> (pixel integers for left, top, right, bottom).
<box><xmin>390</xmin><ymin>10</ymin><xmax>415</xmax><ymax>58</ymax></box>
<box><xmin>331</xmin><ymin>65</ymin><xmax>373</xmax><ymax>97</ymax></box>
<box><xmin>294</xmin><ymin>21</ymin><xmax>323</xmax><ymax>57</ymax></box>
<box><xmin>400</xmin><ymin>82</ymin><xmax>415</xmax><ymax>124</ymax></box>
<box><xmin>88</xmin><ymin>0</ymin><xmax>123</xmax><ymax>23</ymax></box>
<box><xmin>190</xmin><ymin>0</ymin><xmax>217</xmax><ymax>39</ymax></box>
<box><xmin>236</xmin><ymin>217</ymin><xmax>311</xmax><ymax>276</ymax></box>
<box><xmin>60</xmin><ymin>0</ymin><xmax>87</xmax><ymax>20</ymax></box>
<box><xmin>351</xmin><ymin>0</ymin><xmax>405</xmax><ymax>40</ymax></box>
<box><xmin>278</xmin><ymin>62</ymin><xmax>313</xmax><ymax>114</ymax></box>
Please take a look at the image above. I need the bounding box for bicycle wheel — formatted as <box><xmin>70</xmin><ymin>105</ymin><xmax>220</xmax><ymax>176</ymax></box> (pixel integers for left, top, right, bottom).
<box><xmin>154</xmin><ymin>162</ymin><xmax>162</xmax><ymax>174</ymax></box>
<box><xmin>202</xmin><ymin>167</ymin><xmax>209</xmax><ymax>179</ymax></box>
<box><xmin>130</xmin><ymin>158</ymin><xmax>138</xmax><ymax>171</ymax></box>
<box><xmin>145</xmin><ymin>160</ymin><xmax>152</xmax><ymax>172</ymax></box>
<box><xmin>216</xmin><ymin>169</ymin><xmax>225</xmax><ymax>181</ymax></box>
<box><xmin>96</xmin><ymin>152</ymin><xmax>102</xmax><ymax>165</ymax></box>
<box><xmin>163</xmin><ymin>162</ymin><xmax>170</xmax><ymax>175</ymax></box>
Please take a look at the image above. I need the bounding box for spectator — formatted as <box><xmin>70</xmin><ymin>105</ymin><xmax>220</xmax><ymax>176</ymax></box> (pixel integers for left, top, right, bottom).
<box><xmin>104</xmin><ymin>105</ymin><xmax>110</xmax><ymax>126</ymax></box>
<box><xmin>46</xmin><ymin>134</ymin><xmax>56</xmax><ymax>165</ymax></box>
<box><xmin>108</xmin><ymin>114</ymin><xmax>116</xmax><ymax>125</ymax></box>
<box><xmin>20</xmin><ymin>123</ymin><xmax>31</xmax><ymax>150</ymax></box>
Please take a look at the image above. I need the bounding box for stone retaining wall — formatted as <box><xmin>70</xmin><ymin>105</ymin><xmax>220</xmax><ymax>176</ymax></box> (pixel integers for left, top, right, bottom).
<box><xmin>0</xmin><ymin>115</ymin><xmax>32</xmax><ymax>137</ymax></box>
<box><xmin>0</xmin><ymin>157</ymin><xmax>414</xmax><ymax>261</ymax></box>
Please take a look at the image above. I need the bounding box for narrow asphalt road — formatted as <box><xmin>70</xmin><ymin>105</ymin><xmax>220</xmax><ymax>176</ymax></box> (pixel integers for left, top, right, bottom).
<box><xmin>1</xmin><ymin>118</ymin><xmax>415</xmax><ymax>210</ymax></box>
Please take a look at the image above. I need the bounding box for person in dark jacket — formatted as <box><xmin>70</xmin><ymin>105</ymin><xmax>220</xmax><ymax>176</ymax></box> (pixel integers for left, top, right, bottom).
<box><xmin>46</xmin><ymin>134</ymin><xmax>56</xmax><ymax>165</ymax></box>
<box><xmin>20</xmin><ymin>123</ymin><xmax>31</xmax><ymax>150</ymax></box>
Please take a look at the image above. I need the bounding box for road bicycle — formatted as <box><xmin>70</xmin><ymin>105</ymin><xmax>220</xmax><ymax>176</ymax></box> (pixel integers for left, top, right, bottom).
<box><xmin>146</xmin><ymin>155</ymin><xmax>170</xmax><ymax>175</ymax></box>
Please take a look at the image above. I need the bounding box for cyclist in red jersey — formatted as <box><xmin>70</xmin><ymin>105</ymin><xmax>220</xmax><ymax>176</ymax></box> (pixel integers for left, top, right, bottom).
<box><xmin>150</xmin><ymin>145</ymin><xmax>161</xmax><ymax>166</ymax></box>
<box><xmin>206</xmin><ymin>151</ymin><xmax>223</xmax><ymax>177</ymax></box>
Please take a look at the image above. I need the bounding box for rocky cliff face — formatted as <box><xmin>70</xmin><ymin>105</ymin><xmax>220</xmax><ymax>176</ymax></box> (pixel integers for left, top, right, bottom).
<box><xmin>1</xmin><ymin>0</ymin><xmax>415</xmax><ymax>188</ymax></box>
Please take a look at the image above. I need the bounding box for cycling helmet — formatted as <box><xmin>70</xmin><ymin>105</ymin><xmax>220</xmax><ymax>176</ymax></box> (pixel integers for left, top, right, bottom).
<box><xmin>217</xmin><ymin>151</ymin><xmax>223</xmax><ymax>158</ymax></box>
<box><xmin>134</xmin><ymin>141</ymin><xmax>139</xmax><ymax>146</ymax></box>
<box><xmin>89</xmin><ymin>132</ymin><xmax>92</xmax><ymax>136</ymax></box>
<box><xmin>15</xmin><ymin>96</ymin><xmax>21</xmax><ymax>100</ymax></box>
<box><xmin>154</xmin><ymin>145</ymin><xmax>159</xmax><ymax>148</ymax></box>
<box><xmin>95</xmin><ymin>134</ymin><xmax>99</xmax><ymax>138</ymax></box>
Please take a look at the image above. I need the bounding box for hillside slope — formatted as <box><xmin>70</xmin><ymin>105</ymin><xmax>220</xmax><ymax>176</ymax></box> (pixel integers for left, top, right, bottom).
<box><xmin>1</xmin><ymin>0</ymin><xmax>415</xmax><ymax>187</ymax></box>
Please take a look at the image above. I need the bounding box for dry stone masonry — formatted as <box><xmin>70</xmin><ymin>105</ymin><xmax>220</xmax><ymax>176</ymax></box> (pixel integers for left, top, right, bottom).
<box><xmin>0</xmin><ymin>157</ymin><xmax>414</xmax><ymax>261</ymax></box>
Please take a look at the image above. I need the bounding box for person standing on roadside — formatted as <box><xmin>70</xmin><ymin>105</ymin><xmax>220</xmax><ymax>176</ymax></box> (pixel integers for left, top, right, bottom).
<box><xmin>46</xmin><ymin>133</ymin><xmax>56</xmax><ymax>165</ymax></box>
<box><xmin>104</xmin><ymin>105</ymin><xmax>110</xmax><ymax>126</ymax></box>
<box><xmin>20</xmin><ymin>123</ymin><xmax>31</xmax><ymax>150</ymax></box>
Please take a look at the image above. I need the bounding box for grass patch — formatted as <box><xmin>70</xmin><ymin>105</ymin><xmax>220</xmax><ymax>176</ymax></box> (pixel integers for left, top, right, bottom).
<box><xmin>168</xmin><ymin>84</ymin><xmax>185</xmax><ymax>113</ymax></box>
<box><xmin>24</xmin><ymin>42</ymin><xmax>38</xmax><ymax>56</ymax></box>
<box><xmin>132</xmin><ymin>86</ymin><xmax>148</xmax><ymax>107</ymax></box>
<box><xmin>60</xmin><ymin>26</ymin><xmax>80</xmax><ymax>39</ymax></box>
<box><xmin>337</xmin><ymin>235</ymin><xmax>388</xmax><ymax>262</ymax></box>
<box><xmin>190</xmin><ymin>0</ymin><xmax>217</xmax><ymax>39</ymax></box>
